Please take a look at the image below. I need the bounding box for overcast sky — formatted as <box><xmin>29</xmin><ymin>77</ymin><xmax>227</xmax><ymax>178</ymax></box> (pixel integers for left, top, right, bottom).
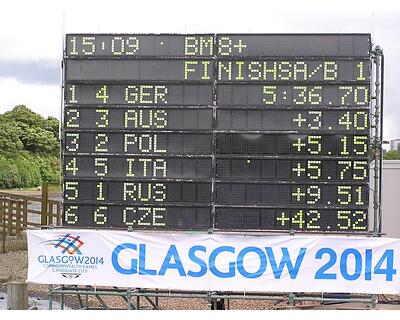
<box><xmin>1</xmin><ymin>0</ymin><xmax>399</xmax><ymax>141</ymax></box>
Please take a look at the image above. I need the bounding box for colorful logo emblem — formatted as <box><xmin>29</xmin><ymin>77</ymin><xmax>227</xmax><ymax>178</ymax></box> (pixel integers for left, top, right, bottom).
<box><xmin>44</xmin><ymin>234</ymin><xmax>84</xmax><ymax>255</ymax></box>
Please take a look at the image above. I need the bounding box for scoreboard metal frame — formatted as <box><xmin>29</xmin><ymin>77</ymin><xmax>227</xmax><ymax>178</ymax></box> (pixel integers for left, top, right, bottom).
<box><xmin>61</xmin><ymin>33</ymin><xmax>383</xmax><ymax>234</ymax></box>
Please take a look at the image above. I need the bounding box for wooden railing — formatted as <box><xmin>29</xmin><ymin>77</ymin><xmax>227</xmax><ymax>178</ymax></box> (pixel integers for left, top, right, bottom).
<box><xmin>0</xmin><ymin>184</ymin><xmax>61</xmax><ymax>237</ymax></box>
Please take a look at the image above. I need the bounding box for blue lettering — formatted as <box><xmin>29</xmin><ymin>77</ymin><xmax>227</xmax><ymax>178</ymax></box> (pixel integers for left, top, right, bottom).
<box><xmin>74</xmin><ymin>256</ymin><xmax>84</xmax><ymax>264</ymax></box>
<box><xmin>187</xmin><ymin>245</ymin><xmax>207</xmax><ymax>277</ymax></box>
<box><xmin>112</xmin><ymin>243</ymin><xmax>138</xmax><ymax>275</ymax></box>
<box><xmin>237</xmin><ymin>247</ymin><xmax>267</xmax><ymax>279</ymax></box>
<box><xmin>266</xmin><ymin>247</ymin><xmax>306</xmax><ymax>279</ymax></box>
<box><xmin>340</xmin><ymin>248</ymin><xmax>362</xmax><ymax>281</ymax></box>
<box><xmin>315</xmin><ymin>248</ymin><xmax>337</xmax><ymax>279</ymax></box>
<box><xmin>365</xmin><ymin>249</ymin><xmax>372</xmax><ymax>280</ymax></box>
<box><xmin>374</xmin><ymin>249</ymin><xmax>397</xmax><ymax>281</ymax></box>
<box><xmin>139</xmin><ymin>244</ymin><xmax>157</xmax><ymax>275</ymax></box>
<box><xmin>158</xmin><ymin>245</ymin><xmax>186</xmax><ymax>276</ymax></box>
<box><xmin>209</xmin><ymin>246</ymin><xmax>235</xmax><ymax>278</ymax></box>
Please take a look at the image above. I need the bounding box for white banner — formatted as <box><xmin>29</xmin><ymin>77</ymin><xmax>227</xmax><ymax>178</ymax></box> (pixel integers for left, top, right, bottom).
<box><xmin>27</xmin><ymin>229</ymin><xmax>400</xmax><ymax>294</ymax></box>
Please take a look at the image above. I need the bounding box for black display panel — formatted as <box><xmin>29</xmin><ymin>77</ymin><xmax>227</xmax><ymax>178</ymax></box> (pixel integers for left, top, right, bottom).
<box><xmin>216</xmin><ymin>133</ymin><xmax>369</xmax><ymax>157</ymax></box>
<box><xmin>63</xmin><ymin>204</ymin><xmax>211</xmax><ymax>230</ymax></box>
<box><xmin>62</xmin><ymin>33</ymin><xmax>372</xmax><ymax>232</ymax></box>
<box><xmin>216</xmin><ymin>34</ymin><xmax>371</xmax><ymax>57</ymax></box>
<box><xmin>65</xmin><ymin>34</ymin><xmax>370</xmax><ymax>57</ymax></box>
<box><xmin>65</xmin><ymin>59</ymin><xmax>369</xmax><ymax>82</ymax></box>
<box><xmin>65</xmin><ymin>107</ymin><xmax>368</xmax><ymax>132</ymax></box>
<box><xmin>217</xmin><ymin>59</ymin><xmax>369</xmax><ymax>82</ymax></box>
<box><xmin>64</xmin><ymin>155</ymin><xmax>212</xmax><ymax>179</ymax></box>
<box><xmin>64</xmin><ymin>180</ymin><xmax>212</xmax><ymax>204</ymax></box>
<box><xmin>217</xmin><ymin>84</ymin><xmax>369</xmax><ymax>107</ymax></box>
<box><xmin>66</xmin><ymin>60</ymin><xmax>214</xmax><ymax>82</ymax></box>
<box><xmin>64</xmin><ymin>107</ymin><xmax>213</xmax><ymax>130</ymax></box>
<box><xmin>216</xmin><ymin>109</ymin><xmax>369</xmax><ymax>132</ymax></box>
<box><xmin>64</xmin><ymin>132</ymin><xmax>213</xmax><ymax>155</ymax></box>
<box><xmin>66</xmin><ymin>34</ymin><xmax>214</xmax><ymax>57</ymax></box>
<box><xmin>215</xmin><ymin>183</ymin><xmax>368</xmax><ymax>207</ymax></box>
<box><xmin>216</xmin><ymin>158</ymin><xmax>368</xmax><ymax>182</ymax></box>
<box><xmin>65</xmin><ymin>84</ymin><xmax>213</xmax><ymax>105</ymax></box>
<box><xmin>214</xmin><ymin>207</ymin><xmax>368</xmax><ymax>231</ymax></box>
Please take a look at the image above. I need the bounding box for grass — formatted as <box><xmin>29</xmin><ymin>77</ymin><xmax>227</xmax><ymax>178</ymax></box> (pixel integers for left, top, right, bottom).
<box><xmin>0</xmin><ymin>183</ymin><xmax>61</xmax><ymax>194</ymax></box>
<box><xmin>47</xmin><ymin>183</ymin><xmax>61</xmax><ymax>193</ymax></box>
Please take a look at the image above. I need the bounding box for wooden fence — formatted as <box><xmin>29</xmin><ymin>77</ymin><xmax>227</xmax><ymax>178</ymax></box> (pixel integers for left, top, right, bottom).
<box><xmin>0</xmin><ymin>184</ymin><xmax>61</xmax><ymax>237</ymax></box>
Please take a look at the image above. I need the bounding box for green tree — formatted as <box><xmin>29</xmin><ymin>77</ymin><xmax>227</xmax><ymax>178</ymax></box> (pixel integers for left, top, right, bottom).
<box><xmin>21</xmin><ymin>127</ymin><xmax>60</xmax><ymax>155</ymax></box>
<box><xmin>0</xmin><ymin>156</ymin><xmax>21</xmax><ymax>188</ymax></box>
<box><xmin>43</xmin><ymin>116</ymin><xmax>60</xmax><ymax>139</ymax></box>
<box><xmin>0</xmin><ymin>119</ymin><xmax>23</xmax><ymax>154</ymax></box>
<box><xmin>0</xmin><ymin>105</ymin><xmax>61</xmax><ymax>189</ymax></box>
<box><xmin>14</xmin><ymin>154</ymin><xmax>42</xmax><ymax>187</ymax></box>
<box><xmin>2</xmin><ymin>105</ymin><xmax>44</xmax><ymax>128</ymax></box>
<box><xmin>383</xmin><ymin>150</ymin><xmax>400</xmax><ymax>160</ymax></box>
<box><xmin>35</xmin><ymin>155</ymin><xmax>60</xmax><ymax>184</ymax></box>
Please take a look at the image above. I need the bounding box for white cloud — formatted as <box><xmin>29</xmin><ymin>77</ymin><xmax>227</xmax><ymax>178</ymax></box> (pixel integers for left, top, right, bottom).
<box><xmin>0</xmin><ymin>77</ymin><xmax>60</xmax><ymax>119</ymax></box>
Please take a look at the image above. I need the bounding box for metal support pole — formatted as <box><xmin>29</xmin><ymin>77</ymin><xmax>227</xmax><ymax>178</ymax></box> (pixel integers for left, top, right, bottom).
<box><xmin>155</xmin><ymin>288</ymin><xmax>159</xmax><ymax>309</ymax></box>
<box><xmin>372</xmin><ymin>46</ymin><xmax>383</xmax><ymax>237</ymax></box>
<box><xmin>60</xmin><ymin>285</ymin><xmax>65</xmax><ymax>310</ymax></box>
<box><xmin>85</xmin><ymin>290</ymin><xmax>89</xmax><ymax>309</ymax></box>
<box><xmin>127</xmin><ymin>288</ymin><xmax>132</xmax><ymax>310</ymax></box>
<box><xmin>46</xmin><ymin>286</ymin><xmax>380</xmax><ymax>309</ymax></box>
<box><xmin>370</xmin><ymin>294</ymin><xmax>376</xmax><ymax>307</ymax></box>
<box><xmin>371</xmin><ymin>294</ymin><xmax>378</xmax><ymax>309</ymax></box>
<box><xmin>136</xmin><ymin>297</ymin><xmax>140</xmax><ymax>309</ymax></box>
<box><xmin>378</xmin><ymin>49</ymin><xmax>384</xmax><ymax>235</ymax></box>
<box><xmin>77</xmin><ymin>293</ymin><xmax>84</xmax><ymax>309</ymax></box>
<box><xmin>288</xmin><ymin>293</ymin><xmax>295</xmax><ymax>308</ymax></box>
<box><xmin>136</xmin><ymin>288</ymin><xmax>140</xmax><ymax>310</ymax></box>
<box><xmin>206</xmin><ymin>291</ymin><xmax>212</xmax><ymax>309</ymax></box>
<box><xmin>48</xmin><ymin>285</ymin><xmax>53</xmax><ymax>310</ymax></box>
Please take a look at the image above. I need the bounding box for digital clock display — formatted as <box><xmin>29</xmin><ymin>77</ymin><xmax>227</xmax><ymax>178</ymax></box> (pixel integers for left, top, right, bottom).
<box><xmin>62</xmin><ymin>33</ymin><xmax>371</xmax><ymax>232</ymax></box>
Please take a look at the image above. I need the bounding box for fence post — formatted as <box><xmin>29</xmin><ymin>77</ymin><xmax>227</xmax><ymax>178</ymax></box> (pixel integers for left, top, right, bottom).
<box><xmin>1</xmin><ymin>196</ymin><xmax>6</xmax><ymax>254</ymax></box>
<box><xmin>48</xmin><ymin>202</ymin><xmax>54</xmax><ymax>226</ymax></box>
<box><xmin>41</xmin><ymin>182</ymin><xmax>49</xmax><ymax>226</ymax></box>
<box><xmin>56</xmin><ymin>203</ymin><xmax>61</xmax><ymax>226</ymax></box>
<box><xmin>16</xmin><ymin>201</ymin><xmax>21</xmax><ymax>235</ymax></box>
<box><xmin>0</xmin><ymin>194</ymin><xmax>3</xmax><ymax>225</ymax></box>
<box><xmin>7</xmin><ymin>200</ymin><xmax>13</xmax><ymax>236</ymax></box>
<box><xmin>22</xmin><ymin>198</ymin><xmax>28</xmax><ymax>229</ymax></box>
<box><xmin>7</xmin><ymin>281</ymin><xmax>28</xmax><ymax>310</ymax></box>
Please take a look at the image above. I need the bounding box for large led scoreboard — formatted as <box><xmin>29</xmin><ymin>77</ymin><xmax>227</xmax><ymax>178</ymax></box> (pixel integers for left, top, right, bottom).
<box><xmin>62</xmin><ymin>34</ymin><xmax>371</xmax><ymax>232</ymax></box>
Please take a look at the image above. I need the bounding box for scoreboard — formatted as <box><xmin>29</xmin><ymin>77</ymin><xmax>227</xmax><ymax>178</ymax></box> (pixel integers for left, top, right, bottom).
<box><xmin>62</xmin><ymin>34</ymin><xmax>371</xmax><ymax>232</ymax></box>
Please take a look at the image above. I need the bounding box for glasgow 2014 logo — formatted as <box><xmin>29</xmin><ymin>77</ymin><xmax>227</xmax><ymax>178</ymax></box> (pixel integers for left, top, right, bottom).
<box><xmin>43</xmin><ymin>234</ymin><xmax>84</xmax><ymax>255</ymax></box>
<box><xmin>38</xmin><ymin>233</ymin><xmax>104</xmax><ymax>279</ymax></box>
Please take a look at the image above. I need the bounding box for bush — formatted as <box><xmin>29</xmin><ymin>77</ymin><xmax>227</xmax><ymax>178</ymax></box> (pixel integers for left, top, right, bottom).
<box><xmin>0</xmin><ymin>153</ymin><xmax>60</xmax><ymax>189</ymax></box>
<box><xmin>383</xmin><ymin>150</ymin><xmax>400</xmax><ymax>160</ymax></box>
<box><xmin>35</xmin><ymin>155</ymin><xmax>61</xmax><ymax>184</ymax></box>
<box><xmin>14</xmin><ymin>154</ymin><xmax>42</xmax><ymax>187</ymax></box>
<box><xmin>0</xmin><ymin>106</ymin><xmax>60</xmax><ymax>189</ymax></box>
<box><xmin>0</xmin><ymin>156</ymin><xmax>21</xmax><ymax>189</ymax></box>
<box><xmin>0</xmin><ymin>120</ymin><xmax>23</xmax><ymax>154</ymax></box>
